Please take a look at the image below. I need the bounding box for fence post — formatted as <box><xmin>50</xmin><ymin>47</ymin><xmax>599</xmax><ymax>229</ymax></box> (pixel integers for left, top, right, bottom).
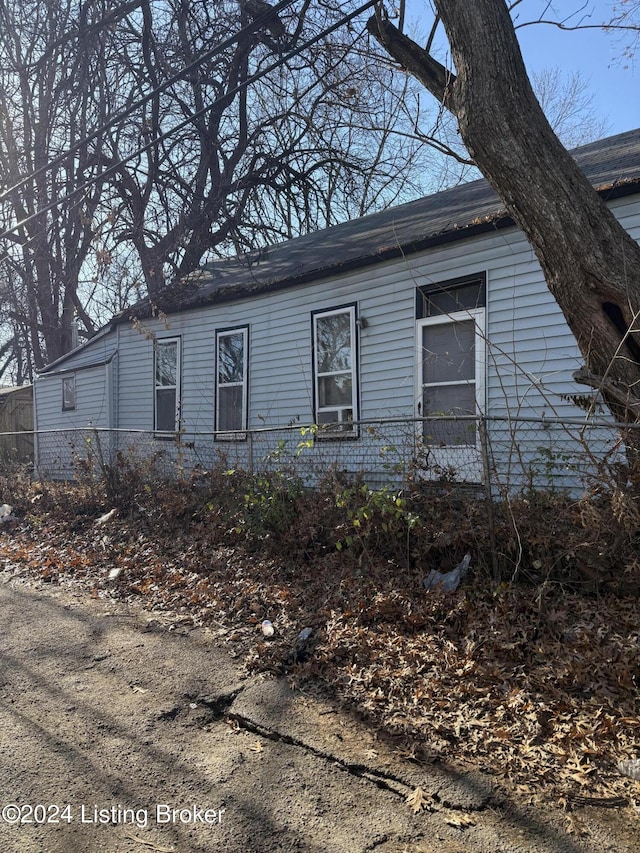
<box><xmin>479</xmin><ymin>417</ymin><xmax>500</xmax><ymax>583</ymax></box>
<box><xmin>247</xmin><ymin>429</ymin><xmax>254</xmax><ymax>475</ymax></box>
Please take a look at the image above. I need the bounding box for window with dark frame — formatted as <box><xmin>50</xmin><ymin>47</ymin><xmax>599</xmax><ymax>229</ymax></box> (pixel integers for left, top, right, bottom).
<box><xmin>416</xmin><ymin>273</ymin><xmax>486</xmax><ymax>319</ymax></box>
<box><xmin>62</xmin><ymin>375</ymin><xmax>76</xmax><ymax>411</ymax></box>
<box><xmin>154</xmin><ymin>338</ymin><xmax>180</xmax><ymax>432</ymax></box>
<box><xmin>312</xmin><ymin>305</ymin><xmax>358</xmax><ymax>436</ymax></box>
<box><xmin>215</xmin><ymin>327</ymin><xmax>248</xmax><ymax>438</ymax></box>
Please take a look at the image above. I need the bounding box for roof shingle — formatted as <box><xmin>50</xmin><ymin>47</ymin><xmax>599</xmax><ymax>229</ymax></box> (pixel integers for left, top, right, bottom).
<box><xmin>126</xmin><ymin>127</ymin><xmax>640</xmax><ymax>316</ymax></box>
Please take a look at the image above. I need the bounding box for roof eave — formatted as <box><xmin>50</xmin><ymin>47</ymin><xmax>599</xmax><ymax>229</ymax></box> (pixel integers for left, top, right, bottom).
<box><xmin>36</xmin><ymin>322</ymin><xmax>116</xmax><ymax>375</ymax></box>
<box><xmin>122</xmin><ymin>175</ymin><xmax>640</xmax><ymax>321</ymax></box>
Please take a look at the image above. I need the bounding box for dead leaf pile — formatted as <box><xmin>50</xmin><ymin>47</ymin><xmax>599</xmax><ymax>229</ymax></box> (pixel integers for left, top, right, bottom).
<box><xmin>1</xmin><ymin>483</ymin><xmax>639</xmax><ymax>810</ymax></box>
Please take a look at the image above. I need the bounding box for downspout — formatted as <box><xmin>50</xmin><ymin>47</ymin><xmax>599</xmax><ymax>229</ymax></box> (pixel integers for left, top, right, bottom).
<box><xmin>105</xmin><ymin>360</ymin><xmax>112</xmax><ymax>429</ymax></box>
<box><xmin>105</xmin><ymin>358</ymin><xmax>113</xmax><ymax>469</ymax></box>
<box><xmin>115</xmin><ymin>323</ymin><xmax>120</xmax><ymax>429</ymax></box>
<box><xmin>113</xmin><ymin>324</ymin><xmax>121</xmax><ymax>461</ymax></box>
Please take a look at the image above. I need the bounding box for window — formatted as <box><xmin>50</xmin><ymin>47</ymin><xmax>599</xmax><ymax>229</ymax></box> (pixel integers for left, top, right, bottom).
<box><xmin>62</xmin><ymin>375</ymin><xmax>76</xmax><ymax>411</ymax></box>
<box><xmin>215</xmin><ymin>327</ymin><xmax>248</xmax><ymax>437</ymax></box>
<box><xmin>416</xmin><ymin>275</ymin><xmax>486</xmax><ymax>447</ymax></box>
<box><xmin>154</xmin><ymin>338</ymin><xmax>180</xmax><ymax>432</ymax></box>
<box><xmin>312</xmin><ymin>305</ymin><xmax>358</xmax><ymax>436</ymax></box>
<box><xmin>416</xmin><ymin>273</ymin><xmax>485</xmax><ymax>319</ymax></box>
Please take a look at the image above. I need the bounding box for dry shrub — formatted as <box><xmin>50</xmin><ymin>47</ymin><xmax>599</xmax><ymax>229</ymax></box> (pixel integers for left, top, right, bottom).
<box><xmin>12</xmin><ymin>448</ymin><xmax>640</xmax><ymax>592</ymax></box>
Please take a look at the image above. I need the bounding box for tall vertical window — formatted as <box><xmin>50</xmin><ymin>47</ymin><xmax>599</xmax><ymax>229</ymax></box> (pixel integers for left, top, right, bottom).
<box><xmin>313</xmin><ymin>305</ymin><xmax>358</xmax><ymax>436</ymax></box>
<box><xmin>216</xmin><ymin>327</ymin><xmax>248</xmax><ymax>437</ymax></box>
<box><xmin>62</xmin><ymin>375</ymin><xmax>76</xmax><ymax>411</ymax></box>
<box><xmin>154</xmin><ymin>338</ymin><xmax>180</xmax><ymax>432</ymax></box>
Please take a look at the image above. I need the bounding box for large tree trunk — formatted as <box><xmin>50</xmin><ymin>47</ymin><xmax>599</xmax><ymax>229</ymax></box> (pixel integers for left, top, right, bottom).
<box><xmin>367</xmin><ymin>0</ymin><xmax>640</xmax><ymax>428</ymax></box>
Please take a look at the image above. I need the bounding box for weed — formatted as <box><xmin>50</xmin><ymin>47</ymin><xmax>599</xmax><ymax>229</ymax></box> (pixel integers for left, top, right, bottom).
<box><xmin>334</xmin><ymin>482</ymin><xmax>420</xmax><ymax>563</ymax></box>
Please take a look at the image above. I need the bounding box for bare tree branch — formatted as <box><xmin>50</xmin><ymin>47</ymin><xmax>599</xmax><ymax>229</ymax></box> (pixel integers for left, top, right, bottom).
<box><xmin>366</xmin><ymin>13</ymin><xmax>457</xmax><ymax>110</ymax></box>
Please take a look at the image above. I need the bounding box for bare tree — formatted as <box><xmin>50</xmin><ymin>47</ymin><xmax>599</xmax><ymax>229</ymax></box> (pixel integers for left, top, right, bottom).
<box><xmin>367</xmin><ymin>1</ymin><xmax>640</xmax><ymax>434</ymax></box>
<box><xmin>92</xmin><ymin>0</ymin><xmax>441</xmax><ymax>298</ymax></box>
<box><xmin>0</xmin><ymin>0</ymin><xmax>442</xmax><ymax>376</ymax></box>
<box><xmin>1</xmin><ymin>0</ymin><xmax>627</xmax><ymax>381</ymax></box>
<box><xmin>605</xmin><ymin>0</ymin><xmax>639</xmax><ymax>65</ymax></box>
<box><xmin>532</xmin><ymin>68</ymin><xmax>609</xmax><ymax>148</ymax></box>
<box><xmin>0</xmin><ymin>0</ymin><xmax>122</xmax><ymax>378</ymax></box>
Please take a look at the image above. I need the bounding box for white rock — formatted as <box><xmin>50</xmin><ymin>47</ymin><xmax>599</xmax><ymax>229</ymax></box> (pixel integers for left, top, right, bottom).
<box><xmin>618</xmin><ymin>758</ymin><xmax>640</xmax><ymax>781</ymax></box>
<box><xmin>96</xmin><ymin>508</ymin><xmax>117</xmax><ymax>525</ymax></box>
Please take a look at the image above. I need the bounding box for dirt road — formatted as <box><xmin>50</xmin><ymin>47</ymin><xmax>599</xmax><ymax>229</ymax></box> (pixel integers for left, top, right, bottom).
<box><xmin>0</xmin><ymin>572</ymin><xmax>636</xmax><ymax>853</ymax></box>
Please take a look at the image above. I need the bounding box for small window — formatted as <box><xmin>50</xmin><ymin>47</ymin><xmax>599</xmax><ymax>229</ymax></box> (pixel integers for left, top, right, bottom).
<box><xmin>62</xmin><ymin>375</ymin><xmax>76</xmax><ymax>411</ymax></box>
<box><xmin>312</xmin><ymin>305</ymin><xmax>358</xmax><ymax>436</ymax></box>
<box><xmin>154</xmin><ymin>338</ymin><xmax>180</xmax><ymax>432</ymax></box>
<box><xmin>417</xmin><ymin>273</ymin><xmax>486</xmax><ymax>319</ymax></box>
<box><xmin>216</xmin><ymin>327</ymin><xmax>248</xmax><ymax>438</ymax></box>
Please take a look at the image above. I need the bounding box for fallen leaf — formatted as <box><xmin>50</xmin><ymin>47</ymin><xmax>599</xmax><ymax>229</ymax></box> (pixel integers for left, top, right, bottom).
<box><xmin>444</xmin><ymin>812</ymin><xmax>476</xmax><ymax>828</ymax></box>
<box><xmin>406</xmin><ymin>786</ymin><xmax>432</xmax><ymax>813</ymax></box>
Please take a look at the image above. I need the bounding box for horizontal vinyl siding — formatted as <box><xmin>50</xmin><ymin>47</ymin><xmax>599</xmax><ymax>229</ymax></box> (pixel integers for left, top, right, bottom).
<box><xmin>115</xmin><ymin>262</ymin><xmax>418</xmax><ymax>432</ymax></box>
<box><xmin>484</xmin><ymin>195</ymin><xmax>640</xmax><ymax>420</ymax></box>
<box><xmin>482</xmin><ymin>195</ymin><xmax>640</xmax><ymax>489</ymax></box>
<box><xmin>35</xmin><ymin>364</ymin><xmax>110</xmax><ymax>430</ymax></box>
<box><xmin>114</xmin><ymin>193</ymin><xmax>640</xmax><ymax>442</ymax></box>
<box><xmin>358</xmin><ymin>269</ymin><xmax>416</xmax><ymax>415</ymax></box>
<box><xmin>34</xmin><ymin>362</ymin><xmax>113</xmax><ymax>478</ymax></box>
<box><xmin>42</xmin><ymin>331</ymin><xmax>116</xmax><ymax>373</ymax></box>
<box><xmin>117</xmin><ymin>324</ymin><xmax>155</xmax><ymax>429</ymax></box>
<box><xmin>485</xmin><ymin>228</ymin><xmax>580</xmax><ymax>419</ymax></box>
<box><xmin>35</xmin><ymin>331</ymin><xmax>117</xmax><ymax>480</ymax></box>
<box><xmin>33</xmin><ymin>189</ymin><xmax>639</xmax><ymax>489</ymax></box>
<box><xmin>610</xmin><ymin>195</ymin><xmax>640</xmax><ymax>237</ymax></box>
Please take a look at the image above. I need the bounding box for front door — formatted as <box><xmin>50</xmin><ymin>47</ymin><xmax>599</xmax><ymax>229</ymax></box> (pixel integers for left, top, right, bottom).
<box><xmin>416</xmin><ymin>307</ymin><xmax>485</xmax><ymax>482</ymax></box>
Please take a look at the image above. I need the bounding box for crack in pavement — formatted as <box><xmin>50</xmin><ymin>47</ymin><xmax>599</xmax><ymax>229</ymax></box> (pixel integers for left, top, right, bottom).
<box><xmin>228</xmin><ymin>710</ymin><xmax>411</xmax><ymax>800</ymax></box>
<box><xmin>175</xmin><ymin>685</ymin><xmax>492</xmax><ymax>814</ymax></box>
<box><xmin>2</xmin><ymin>574</ymin><xmax>634</xmax><ymax>853</ymax></box>
<box><xmin>158</xmin><ymin>683</ymin><xmax>248</xmax><ymax>722</ymax></box>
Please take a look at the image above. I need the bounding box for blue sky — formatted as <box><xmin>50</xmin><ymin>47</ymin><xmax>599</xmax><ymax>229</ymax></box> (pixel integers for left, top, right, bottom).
<box><xmin>406</xmin><ymin>0</ymin><xmax>638</xmax><ymax>135</ymax></box>
<box><xmin>516</xmin><ymin>1</ymin><xmax>639</xmax><ymax>134</ymax></box>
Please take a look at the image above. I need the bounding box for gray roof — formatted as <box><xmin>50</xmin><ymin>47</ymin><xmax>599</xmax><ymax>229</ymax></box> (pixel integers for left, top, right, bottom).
<box><xmin>122</xmin><ymin>127</ymin><xmax>638</xmax><ymax>318</ymax></box>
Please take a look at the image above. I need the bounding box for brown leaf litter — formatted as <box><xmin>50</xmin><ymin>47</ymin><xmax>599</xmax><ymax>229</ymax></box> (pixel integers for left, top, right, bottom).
<box><xmin>0</xmin><ymin>488</ymin><xmax>638</xmax><ymax>814</ymax></box>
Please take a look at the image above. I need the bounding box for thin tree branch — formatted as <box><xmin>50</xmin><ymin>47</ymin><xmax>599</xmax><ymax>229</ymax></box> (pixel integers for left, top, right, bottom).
<box><xmin>425</xmin><ymin>13</ymin><xmax>440</xmax><ymax>53</ymax></box>
<box><xmin>574</xmin><ymin>366</ymin><xmax>640</xmax><ymax>413</ymax></box>
<box><xmin>515</xmin><ymin>20</ymin><xmax>640</xmax><ymax>32</ymax></box>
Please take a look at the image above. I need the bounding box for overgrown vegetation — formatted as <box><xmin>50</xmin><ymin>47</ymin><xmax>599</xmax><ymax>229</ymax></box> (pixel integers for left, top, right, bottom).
<box><xmin>6</xmin><ymin>450</ymin><xmax>640</xmax><ymax>590</ymax></box>
<box><xmin>0</xmin><ymin>458</ymin><xmax>639</xmax><ymax>809</ymax></box>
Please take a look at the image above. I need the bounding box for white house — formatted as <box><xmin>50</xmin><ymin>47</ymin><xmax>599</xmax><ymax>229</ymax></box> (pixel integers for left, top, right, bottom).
<box><xmin>33</xmin><ymin>129</ymin><xmax>640</xmax><ymax>489</ymax></box>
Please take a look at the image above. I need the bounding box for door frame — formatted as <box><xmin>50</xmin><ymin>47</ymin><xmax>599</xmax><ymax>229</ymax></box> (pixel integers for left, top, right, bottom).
<box><xmin>415</xmin><ymin>307</ymin><xmax>486</xmax><ymax>481</ymax></box>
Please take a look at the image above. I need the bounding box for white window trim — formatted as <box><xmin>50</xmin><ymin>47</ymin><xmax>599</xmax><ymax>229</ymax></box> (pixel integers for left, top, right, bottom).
<box><xmin>313</xmin><ymin>305</ymin><xmax>359</xmax><ymax>438</ymax></box>
<box><xmin>416</xmin><ymin>307</ymin><xmax>486</xmax><ymax>447</ymax></box>
<box><xmin>215</xmin><ymin>326</ymin><xmax>248</xmax><ymax>440</ymax></box>
<box><xmin>154</xmin><ymin>337</ymin><xmax>181</xmax><ymax>434</ymax></box>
